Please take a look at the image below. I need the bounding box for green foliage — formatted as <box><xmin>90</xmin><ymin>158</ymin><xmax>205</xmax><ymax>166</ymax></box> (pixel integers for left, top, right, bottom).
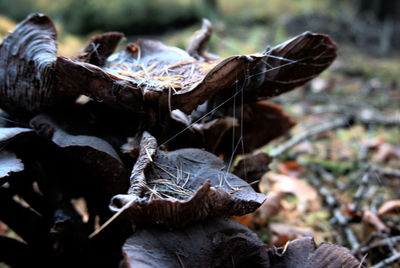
<box><xmin>0</xmin><ymin>0</ymin><xmax>210</xmax><ymax>35</ymax></box>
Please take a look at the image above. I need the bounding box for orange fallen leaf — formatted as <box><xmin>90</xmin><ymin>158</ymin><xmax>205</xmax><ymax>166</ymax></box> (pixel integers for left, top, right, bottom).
<box><xmin>362</xmin><ymin>210</ymin><xmax>389</xmax><ymax>233</ymax></box>
<box><xmin>278</xmin><ymin>161</ymin><xmax>304</xmax><ymax>177</ymax></box>
<box><xmin>265</xmin><ymin>172</ymin><xmax>319</xmax><ymax>212</ymax></box>
<box><xmin>378</xmin><ymin>200</ymin><xmax>400</xmax><ymax>216</ymax></box>
<box><xmin>374</xmin><ymin>143</ymin><xmax>400</xmax><ymax>162</ymax></box>
<box><xmin>232</xmin><ymin>214</ymin><xmax>255</xmax><ymax>229</ymax></box>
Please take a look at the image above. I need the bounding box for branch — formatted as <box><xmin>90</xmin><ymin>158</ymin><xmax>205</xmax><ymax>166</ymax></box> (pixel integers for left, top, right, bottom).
<box><xmin>309</xmin><ymin>174</ymin><xmax>360</xmax><ymax>250</ymax></box>
<box><xmin>270</xmin><ymin>117</ymin><xmax>350</xmax><ymax>157</ymax></box>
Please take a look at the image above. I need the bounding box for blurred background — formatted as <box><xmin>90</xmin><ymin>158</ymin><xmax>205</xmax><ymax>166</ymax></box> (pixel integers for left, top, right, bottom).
<box><xmin>1</xmin><ymin>0</ymin><xmax>399</xmax><ymax>58</ymax></box>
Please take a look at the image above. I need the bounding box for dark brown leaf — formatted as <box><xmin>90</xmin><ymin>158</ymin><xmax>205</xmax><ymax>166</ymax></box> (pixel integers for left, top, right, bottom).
<box><xmin>122</xmin><ymin>218</ymin><xmax>270</xmax><ymax>268</ymax></box>
<box><xmin>267</xmin><ymin>237</ymin><xmax>365</xmax><ymax>268</ymax></box>
<box><xmin>0</xmin><ymin>13</ymin><xmax>78</xmax><ymax>117</ymax></box>
<box><xmin>110</xmin><ymin>132</ymin><xmax>266</xmax><ymax>225</ymax></box>
<box><xmin>255</xmin><ymin>191</ymin><xmax>285</xmax><ymax>220</ymax></box>
<box><xmin>186</xmin><ymin>18</ymin><xmax>218</xmax><ymax>61</ymax></box>
<box><xmin>0</xmin><ymin>14</ymin><xmax>336</xmax><ymax>119</ymax></box>
<box><xmin>378</xmin><ymin>199</ymin><xmax>400</xmax><ymax>216</ymax></box>
<box><xmin>167</xmin><ymin>101</ymin><xmax>295</xmax><ymax>156</ymax></box>
<box><xmin>30</xmin><ymin>114</ymin><xmax>129</xmax><ymax>194</ymax></box>
<box><xmin>232</xmin><ymin>152</ymin><xmax>272</xmax><ymax>191</ymax></box>
<box><xmin>57</xmin><ymin>30</ymin><xmax>336</xmax><ymax>115</ymax></box>
<box><xmin>75</xmin><ymin>32</ymin><xmax>124</xmax><ymax>66</ymax></box>
<box><xmin>362</xmin><ymin>210</ymin><xmax>389</xmax><ymax>232</ymax></box>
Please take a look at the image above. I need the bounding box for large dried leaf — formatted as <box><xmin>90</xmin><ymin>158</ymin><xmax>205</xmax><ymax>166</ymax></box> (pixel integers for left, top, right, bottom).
<box><xmin>378</xmin><ymin>199</ymin><xmax>400</xmax><ymax>216</ymax></box>
<box><xmin>30</xmin><ymin>114</ymin><xmax>129</xmax><ymax>194</ymax></box>
<box><xmin>265</xmin><ymin>172</ymin><xmax>319</xmax><ymax>212</ymax></box>
<box><xmin>168</xmin><ymin>101</ymin><xmax>295</xmax><ymax>155</ymax></box>
<box><xmin>0</xmin><ymin>14</ymin><xmax>336</xmax><ymax>119</ymax></box>
<box><xmin>110</xmin><ymin>132</ymin><xmax>266</xmax><ymax>225</ymax></box>
<box><xmin>215</xmin><ymin>101</ymin><xmax>296</xmax><ymax>154</ymax></box>
<box><xmin>0</xmin><ymin>13</ymin><xmax>77</xmax><ymax>117</ymax></box>
<box><xmin>362</xmin><ymin>210</ymin><xmax>388</xmax><ymax>233</ymax></box>
<box><xmin>267</xmin><ymin>237</ymin><xmax>365</xmax><ymax>268</ymax></box>
<box><xmin>122</xmin><ymin>218</ymin><xmax>270</xmax><ymax>268</ymax></box>
<box><xmin>57</xmin><ymin>28</ymin><xmax>336</xmax><ymax>115</ymax></box>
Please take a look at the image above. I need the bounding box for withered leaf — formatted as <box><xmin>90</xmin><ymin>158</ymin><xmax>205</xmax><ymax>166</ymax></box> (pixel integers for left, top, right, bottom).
<box><xmin>267</xmin><ymin>237</ymin><xmax>365</xmax><ymax>268</ymax></box>
<box><xmin>122</xmin><ymin>218</ymin><xmax>270</xmax><ymax>268</ymax></box>
<box><xmin>0</xmin><ymin>13</ymin><xmax>78</xmax><ymax>117</ymax></box>
<box><xmin>30</xmin><ymin>114</ymin><xmax>129</xmax><ymax>194</ymax></box>
<box><xmin>168</xmin><ymin>101</ymin><xmax>295</xmax><ymax>156</ymax></box>
<box><xmin>362</xmin><ymin>210</ymin><xmax>389</xmax><ymax>233</ymax></box>
<box><xmin>377</xmin><ymin>199</ymin><xmax>400</xmax><ymax>216</ymax></box>
<box><xmin>0</xmin><ymin>14</ymin><xmax>336</xmax><ymax>118</ymax></box>
<box><xmin>232</xmin><ymin>152</ymin><xmax>272</xmax><ymax>191</ymax></box>
<box><xmin>265</xmin><ymin>172</ymin><xmax>319</xmax><ymax>212</ymax></box>
<box><xmin>186</xmin><ymin>18</ymin><xmax>218</xmax><ymax>61</ymax></box>
<box><xmin>75</xmin><ymin>32</ymin><xmax>124</xmax><ymax>66</ymax></box>
<box><xmin>0</xmin><ymin>151</ymin><xmax>24</xmax><ymax>183</ymax></box>
<box><xmin>110</xmin><ymin>132</ymin><xmax>266</xmax><ymax>225</ymax></box>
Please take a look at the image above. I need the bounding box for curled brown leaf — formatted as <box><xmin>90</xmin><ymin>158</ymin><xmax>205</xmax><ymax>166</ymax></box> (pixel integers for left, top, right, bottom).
<box><xmin>110</xmin><ymin>132</ymin><xmax>266</xmax><ymax>225</ymax></box>
<box><xmin>378</xmin><ymin>199</ymin><xmax>400</xmax><ymax>216</ymax></box>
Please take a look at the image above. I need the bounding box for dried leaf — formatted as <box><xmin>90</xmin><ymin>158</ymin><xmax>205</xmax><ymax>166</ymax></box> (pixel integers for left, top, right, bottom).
<box><xmin>233</xmin><ymin>152</ymin><xmax>272</xmax><ymax>184</ymax></box>
<box><xmin>217</xmin><ymin>101</ymin><xmax>296</xmax><ymax>154</ymax></box>
<box><xmin>169</xmin><ymin>101</ymin><xmax>295</xmax><ymax>156</ymax></box>
<box><xmin>256</xmin><ymin>191</ymin><xmax>285</xmax><ymax>219</ymax></box>
<box><xmin>30</xmin><ymin>114</ymin><xmax>129</xmax><ymax>194</ymax></box>
<box><xmin>186</xmin><ymin>18</ymin><xmax>218</xmax><ymax>61</ymax></box>
<box><xmin>110</xmin><ymin>132</ymin><xmax>266</xmax><ymax>225</ymax></box>
<box><xmin>75</xmin><ymin>32</ymin><xmax>124</xmax><ymax>66</ymax></box>
<box><xmin>374</xmin><ymin>143</ymin><xmax>400</xmax><ymax>162</ymax></box>
<box><xmin>0</xmin><ymin>14</ymin><xmax>78</xmax><ymax>117</ymax></box>
<box><xmin>378</xmin><ymin>199</ymin><xmax>400</xmax><ymax>216</ymax></box>
<box><xmin>362</xmin><ymin>210</ymin><xmax>389</xmax><ymax>233</ymax></box>
<box><xmin>265</xmin><ymin>172</ymin><xmax>319</xmax><ymax>212</ymax></box>
<box><xmin>122</xmin><ymin>218</ymin><xmax>270</xmax><ymax>268</ymax></box>
<box><xmin>0</xmin><ymin>14</ymin><xmax>336</xmax><ymax>120</ymax></box>
<box><xmin>277</xmin><ymin>161</ymin><xmax>304</xmax><ymax>178</ymax></box>
<box><xmin>58</xmin><ymin>29</ymin><xmax>337</xmax><ymax>115</ymax></box>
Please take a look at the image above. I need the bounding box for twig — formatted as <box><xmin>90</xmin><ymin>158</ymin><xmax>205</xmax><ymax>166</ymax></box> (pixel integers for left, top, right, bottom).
<box><xmin>89</xmin><ymin>198</ymin><xmax>135</xmax><ymax>239</ymax></box>
<box><xmin>309</xmin><ymin>174</ymin><xmax>360</xmax><ymax>250</ymax></box>
<box><xmin>349</xmin><ymin>171</ymin><xmax>370</xmax><ymax>214</ymax></box>
<box><xmin>175</xmin><ymin>252</ymin><xmax>185</xmax><ymax>268</ymax></box>
<box><xmin>270</xmin><ymin>118</ymin><xmax>350</xmax><ymax>157</ymax></box>
<box><xmin>372</xmin><ymin>165</ymin><xmax>400</xmax><ymax>178</ymax></box>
